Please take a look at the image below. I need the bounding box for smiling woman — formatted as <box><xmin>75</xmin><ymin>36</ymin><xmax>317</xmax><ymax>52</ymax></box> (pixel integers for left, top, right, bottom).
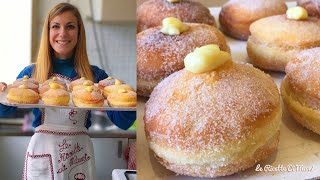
<box><xmin>0</xmin><ymin>2</ymin><xmax>136</xmax><ymax>180</ymax></box>
<box><xmin>49</xmin><ymin>12</ymin><xmax>79</xmax><ymax>59</ymax></box>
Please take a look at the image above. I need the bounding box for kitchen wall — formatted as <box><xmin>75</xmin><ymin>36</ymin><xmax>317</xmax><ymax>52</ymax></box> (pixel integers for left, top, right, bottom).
<box><xmin>0</xmin><ymin>1</ymin><xmax>32</xmax><ymax>83</ymax></box>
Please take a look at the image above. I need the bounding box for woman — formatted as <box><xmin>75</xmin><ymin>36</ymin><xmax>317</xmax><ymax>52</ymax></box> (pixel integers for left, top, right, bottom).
<box><xmin>0</xmin><ymin>3</ymin><xmax>135</xmax><ymax>180</ymax></box>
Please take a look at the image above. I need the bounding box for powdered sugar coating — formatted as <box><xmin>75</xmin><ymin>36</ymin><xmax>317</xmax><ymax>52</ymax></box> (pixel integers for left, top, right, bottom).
<box><xmin>137</xmin><ymin>23</ymin><xmax>230</xmax><ymax>96</ymax></box>
<box><xmin>144</xmin><ymin>62</ymin><xmax>280</xmax><ymax>151</ymax></box>
<box><xmin>224</xmin><ymin>0</ymin><xmax>285</xmax><ymax>11</ymax></box>
<box><xmin>137</xmin><ymin>0</ymin><xmax>216</xmax><ymax>33</ymax></box>
<box><xmin>285</xmin><ymin>47</ymin><xmax>320</xmax><ymax>109</ymax></box>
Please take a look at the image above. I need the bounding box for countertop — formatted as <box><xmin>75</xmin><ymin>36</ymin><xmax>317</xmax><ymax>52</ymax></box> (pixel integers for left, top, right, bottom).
<box><xmin>137</xmin><ymin>3</ymin><xmax>320</xmax><ymax>180</ymax></box>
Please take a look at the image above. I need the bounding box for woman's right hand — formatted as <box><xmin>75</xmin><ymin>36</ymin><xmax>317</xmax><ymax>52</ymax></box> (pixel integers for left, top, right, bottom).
<box><xmin>0</xmin><ymin>82</ymin><xmax>7</xmax><ymax>92</ymax></box>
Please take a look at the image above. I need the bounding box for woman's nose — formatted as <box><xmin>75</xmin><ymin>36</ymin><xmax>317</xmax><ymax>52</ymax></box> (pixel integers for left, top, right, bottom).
<box><xmin>59</xmin><ymin>27</ymin><xmax>67</xmax><ymax>37</ymax></box>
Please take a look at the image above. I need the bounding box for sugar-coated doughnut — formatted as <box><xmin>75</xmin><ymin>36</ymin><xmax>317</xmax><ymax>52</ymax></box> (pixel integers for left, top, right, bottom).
<box><xmin>42</xmin><ymin>83</ymin><xmax>70</xmax><ymax>106</ymax></box>
<box><xmin>98</xmin><ymin>77</ymin><xmax>123</xmax><ymax>90</ymax></box>
<box><xmin>69</xmin><ymin>78</ymin><xmax>93</xmax><ymax>91</ymax></box>
<box><xmin>39</xmin><ymin>84</ymin><xmax>67</xmax><ymax>97</ymax></box>
<box><xmin>42</xmin><ymin>77</ymin><xmax>68</xmax><ymax>90</ymax></box>
<box><xmin>144</xmin><ymin>62</ymin><xmax>281</xmax><ymax>177</ymax></box>
<box><xmin>14</xmin><ymin>75</ymin><xmax>39</xmax><ymax>86</ymax></box>
<box><xmin>107</xmin><ymin>90</ymin><xmax>137</xmax><ymax>107</ymax></box>
<box><xmin>72</xmin><ymin>86</ymin><xmax>104</xmax><ymax>107</ymax></box>
<box><xmin>10</xmin><ymin>81</ymin><xmax>39</xmax><ymax>93</ymax></box>
<box><xmin>298</xmin><ymin>0</ymin><xmax>320</xmax><ymax>17</ymax></box>
<box><xmin>219</xmin><ymin>0</ymin><xmax>287</xmax><ymax>40</ymax></box>
<box><xmin>281</xmin><ymin>47</ymin><xmax>320</xmax><ymax>135</ymax></box>
<box><xmin>103</xmin><ymin>84</ymin><xmax>134</xmax><ymax>99</ymax></box>
<box><xmin>137</xmin><ymin>23</ymin><xmax>230</xmax><ymax>97</ymax></box>
<box><xmin>7</xmin><ymin>86</ymin><xmax>39</xmax><ymax>104</ymax></box>
<box><xmin>137</xmin><ymin>0</ymin><xmax>216</xmax><ymax>33</ymax></box>
<box><xmin>247</xmin><ymin>14</ymin><xmax>320</xmax><ymax>72</ymax></box>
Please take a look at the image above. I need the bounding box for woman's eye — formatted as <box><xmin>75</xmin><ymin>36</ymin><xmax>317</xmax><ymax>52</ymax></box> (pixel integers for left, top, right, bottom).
<box><xmin>67</xmin><ymin>25</ymin><xmax>75</xmax><ymax>29</ymax></box>
<box><xmin>51</xmin><ymin>25</ymin><xmax>59</xmax><ymax>29</ymax></box>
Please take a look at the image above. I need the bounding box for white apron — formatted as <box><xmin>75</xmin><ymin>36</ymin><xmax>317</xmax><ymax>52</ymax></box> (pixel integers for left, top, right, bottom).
<box><xmin>22</xmin><ymin>75</ymin><xmax>96</xmax><ymax>180</ymax></box>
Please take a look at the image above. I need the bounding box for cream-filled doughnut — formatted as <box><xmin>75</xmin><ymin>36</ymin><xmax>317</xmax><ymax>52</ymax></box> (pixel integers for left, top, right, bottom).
<box><xmin>219</xmin><ymin>0</ymin><xmax>287</xmax><ymax>40</ymax></box>
<box><xmin>137</xmin><ymin>0</ymin><xmax>216</xmax><ymax>33</ymax></box>
<box><xmin>281</xmin><ymin>47</ymin><xmax>320</xmax><ymax>135</ymax></box>
<box><xmin>10</xmin><ymin>80</ymin><xmax>39</xmax><ymax>93</ymax></box>
<box><xmin>72</xmin><ymin>86</ymin><xmax>104</xmax><ymax>107</ymax></box>
<box><xmin>42</xmin><ymin>83</ymin><xmax>70</xmax><ymax>106</ymax></box>
<box><xmin>247</xmin><ymin>7</ymin><xmax>320</xmax><ymax>72</ymax></box>
<box><xmin>298</xmin><ymin>0</ymin><xmax>320</xmax><ymax>17</ymax></box>
<box><xmin>137</xmin><ymin>19</ymin><xmax>230</xmax><ymax>97</ymax></box>
<box><xmin>103</xmin><ymin>83</ymin><xmax>134</xmax><ymax>99</ymax></box>
<box><xmin>107</xmin><ymin>89</ymin><xmax>137</xmax><ymax>108</ymax></box>
<box><xmin>7</xmin><ymin>85</ymin><xmax>40</xmax><ymax>104</ymax></box>
<box><xmin>69</xmin><ymin>77</ymin><xmax>93</xmax><ymax>91</ymax></box>
<box><xmin>98</xmin><ymin>77</ymin><xmax>123</xmax><ymax>91</ymax></box>
<box><xmin>144</xmin><ymin>45</ymin><xmax>281</xmax><ymax>177</ymax></box>
<box><xmin>14</xmin><ymin>75</ymin><xmax>39</xmax><ymax>86</ymax></box>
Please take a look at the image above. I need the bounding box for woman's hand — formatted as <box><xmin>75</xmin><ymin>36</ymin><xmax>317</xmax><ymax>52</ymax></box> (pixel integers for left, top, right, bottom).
<box><xmin>0</xmin><ymin>82</ymin><xmax>7</xmax><ymax>92</ymax></box>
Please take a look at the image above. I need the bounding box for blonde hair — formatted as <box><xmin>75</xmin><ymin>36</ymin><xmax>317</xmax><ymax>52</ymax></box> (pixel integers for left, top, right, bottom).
<box><xmin>33</xmin><ymin>3</ymin><xmax>94</xmax><ymax>83</ymax></box>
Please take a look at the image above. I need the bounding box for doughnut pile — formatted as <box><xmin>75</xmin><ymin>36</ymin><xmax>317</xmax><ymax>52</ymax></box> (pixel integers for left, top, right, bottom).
<box><xmin>137</xmin><ymin>17</ymin><xmax>230</xmax><ymax>97</ymax></box>
<box><xmin>144</xmin><ymin>45</ymin><xmax>281</xmax><ymax>177</ymax></box>
<box><xmin>4</xmin><ymin>76</ymin><xmax>136</xmax><ymax>108</ymax></box>
<box><xmin>219</xmin><ymin>0</ymin><xmax>287</xmax><ymax>40</ymax></box>
<box><xmin>247</xmin><ymin>7</ymin><xmax>320</xmax><ymax>72</ymax></box>
<box><xmin>281</xmin><ymin>47</ymin><xmax>320</xmax><ymax>135</ymax></box>
<box><xmin>137</xmin><ymin>0</ymin><xmax>216</xmax><ymax>33</ymax></box>
<box><xmin>7</xmin><ymin>76</ymin><xmax>40</xmax><ymax>104</ymax></box>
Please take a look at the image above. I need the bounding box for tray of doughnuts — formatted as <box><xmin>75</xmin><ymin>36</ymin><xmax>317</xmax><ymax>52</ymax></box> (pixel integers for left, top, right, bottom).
<box><xmin>0</xmin><ymin>76</ymin><xmax>136</xmax><ymax>111</ymax></box>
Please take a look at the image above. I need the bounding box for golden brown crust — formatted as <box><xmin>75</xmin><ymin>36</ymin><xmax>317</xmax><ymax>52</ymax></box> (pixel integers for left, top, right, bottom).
<box><xmin>103</xmin><ymin>84</ymin><xmax>134</xmax><ymax>98</ymax></box>
<box><xmin>14</xmin><ymin>78</ymin><xmax>39</xmax><ymax>86</ymax></box>
<box><xmin>281</xmin><ymin>77</ymin><xmax>320</xmax><ymax>135</ymax></box>
<box><xmin>247</xmin><ymin>36</ymin><xmax>300</xmax><ymax>72</ymax></box>
<box><xmin>107</xmin><ymin>91</ymin><xmax>137</xmax><ymax>107</ymax></box>
<box><xmin>247</xmin><ymin>15</ymin><xmax>320</xmax><ymax>72</ymax></box>
<box><xmin>219</xmin><ymin>0</ymin><xmax>287</xmax><ymax>40</ymax></box>
<box><xmin>72</xmin><ymin>89</ymin><xmax>104</xmax><ymax>107</ymax></box>
<box><xmin>10</xmin><ymin>81</ymin><xmax>39</xmax><ymax>93</ymax></box>
<box><xmin>144</xmin><ymin>62</ymin><xmax>281</xmax><ymax>177</ymax></box>
<box><xmin>250</xmin><ymin>15</ymin><xmax>320</xmax><ymax>48</ymax></box>
<box><xmin>98</xmin><ymin>78</ymin><xmax>122</xmax><ymax>90</ymax></box>
<box><xmin>137</xmin><ymin>23</ymin><xmax>230</xmax><ymax>97</ymax></box>
<box><xmin>42</xmin><ymin>78</ymin><xmax>67</xmax><ymax>89</ymax></box>
<box><xmin>137</xmin><ymin>0</ymin><xmax>216</xmax><ymax>33</ymax></box>
<box><xmin>284</xmin><ymin>48</ymin><xmax>320</xmax><ymax>110</ymax></box>
<box><xmin>298</xmin><ymin>0</ymin><xmax>320</xmax><ymax>17</ymax></box>
<box><xmin>42</xmin><ymin>89</ymin><xmax>70</xmax><ymax>106</ymax></box>
<box><xmin>153</xmin><ymin>131</ymin><xmax>279</xmax><ymax>177</ymax></box>
<box><xmin>7</xmin><ymin>88</ymin><xmax>39</xmax><ymax>104</ymax></box>
<box><xmin>39</xmin><ymin>84</ymin><xmax>67</xmax><ymax>96</ymax></box>
<box><xmin>70</xmin><ymin>79</ymin><xmax>93</xmax><ymax>91</ymax></box>
<box><xmin>72</xmin><ymin>85</ymin><xmax>100</xmax><ymax>93</ymax></box>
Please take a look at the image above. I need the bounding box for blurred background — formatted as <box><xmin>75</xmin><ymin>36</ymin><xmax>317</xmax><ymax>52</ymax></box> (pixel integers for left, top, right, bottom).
<box><xmin>0</xmin><ymin>0</ymin><xmax>136</xmax><ymax>179</ymax></box>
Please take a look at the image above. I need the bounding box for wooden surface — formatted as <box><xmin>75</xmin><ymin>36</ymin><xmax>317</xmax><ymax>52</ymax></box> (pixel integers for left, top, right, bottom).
<box><xmin>137</xmin><ymin>3</ymin><xmax>320</xmax><ymax>180</ymax></box>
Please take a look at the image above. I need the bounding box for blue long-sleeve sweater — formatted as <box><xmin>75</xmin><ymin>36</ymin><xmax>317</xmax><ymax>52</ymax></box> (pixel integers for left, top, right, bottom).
<box><xmin>0</xmin><ymin>57</ymin><xmax>136</xmax><ymax>130</ymax></box>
